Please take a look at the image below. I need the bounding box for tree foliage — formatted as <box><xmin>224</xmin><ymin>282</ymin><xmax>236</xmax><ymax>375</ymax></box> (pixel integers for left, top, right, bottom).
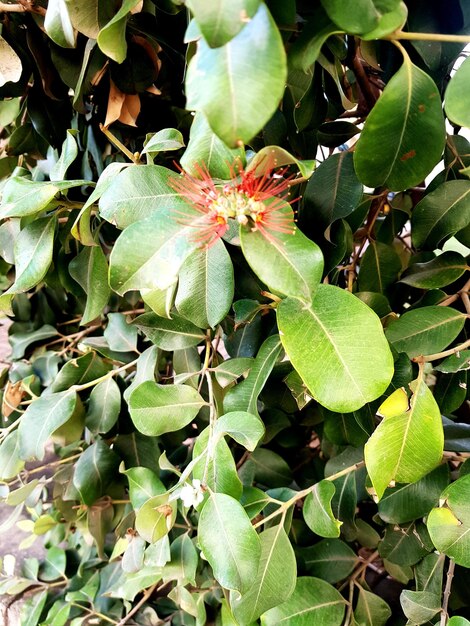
<box><xmin>0</xmin><ymin>0</ymin><xmax>469</xmax><ymax>624</ymax></box>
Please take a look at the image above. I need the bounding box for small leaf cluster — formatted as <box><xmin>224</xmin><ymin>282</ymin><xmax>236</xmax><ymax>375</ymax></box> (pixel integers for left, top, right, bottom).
<box><xmin>0</xmin><ymin>1</ymin><xmax>469</xmax><ymax>625</ymax></box>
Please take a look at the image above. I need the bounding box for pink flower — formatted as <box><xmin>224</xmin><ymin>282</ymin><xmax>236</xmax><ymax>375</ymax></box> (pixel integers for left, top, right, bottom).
<box><xmin>169</xmin><ymin>161</ymin><xmax>298</xmax><ymax>247</ymax></box>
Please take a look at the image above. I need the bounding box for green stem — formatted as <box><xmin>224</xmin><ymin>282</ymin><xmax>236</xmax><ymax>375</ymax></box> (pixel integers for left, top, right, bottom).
<box><xmin>412</xmin><ymin>337</ymin><xmax>470</xmax><ymax>363</ymax></box>
<box><xmin>253</xmin><ymin>461</ymin><xmax>364</xmax><ymax>529</ymax></box>
<box><xmin>71</xmin><ymin>358</ymin><xmax>139</xmax><ymax>393</ymax></box>
<box><xmin>387</xmin><ymin>30</ymin><xmax>470</xmax><ymax>44</ymax></box>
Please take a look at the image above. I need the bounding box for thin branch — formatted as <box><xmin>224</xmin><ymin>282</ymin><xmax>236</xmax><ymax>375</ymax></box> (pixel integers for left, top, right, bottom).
<box><xmin>71</xmin><ymin>358</ymin><xmax>139</xmax><ymax>392</ymax></box>
<box><xmin>117</xmin><ymin>582</ymin><xmax>159</xmax><ymax>626</ymax></box>
<box><xmin>0</xmin><ymin>1</ymin><xmax>45</xmax><ymax>15</ymax></box>
<box><xmin>440</xmin><ymin>558</ymin><xmax>455</xmax><ymax>626</ymax></box>
<box><xmin>388</xmin><ymin>30</ymin><xmax>470</xmax><ymax>44</ymax></box>
<box><xmin>412</xmin><ymin>337</ymin><xmax>470</xmax><ymax>363</ymax></box>
<box><xmin>100</xmin><ymin>124</ymin><xmax>141</xmax><ymax>165</ymax></box>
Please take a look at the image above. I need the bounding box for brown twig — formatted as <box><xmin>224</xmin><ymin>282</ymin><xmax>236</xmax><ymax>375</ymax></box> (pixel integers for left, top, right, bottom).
<box><xmin>117</xmin><ymin>582</ymin><xmax>159</xmax><ymax>626</ymax></box>
<box><xmin>440</xmin><ymin>558</ymin><xmax>455</xmax><ymax>626</ymax></box>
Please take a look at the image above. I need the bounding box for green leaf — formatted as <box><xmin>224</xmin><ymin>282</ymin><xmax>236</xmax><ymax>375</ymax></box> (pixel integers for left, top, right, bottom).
<box><xmin>129</xmin><ymin>381</ymin><xmax>205</xmax><ymax>436</ymax></box>
<box><xmin>379</xmin><ymin>522</ymin><xmax>431</xmax><ymax>566</ymax></box>
<box><xmin>0</xmin><ymin>178</ymin><xmax>88</xmax><ymax>218</ymax></box>
<box><xmin>240</xmin><ymin>214</ymin><xmax>323</xmax><ymax>302</ymax></box>
<box><xmin>400</xmin><ymin>590</ymin><xmax>441</xmax><ymax>624</ymax></box>
<box><xmin>378</xmin><ymin>464</ymin><xmax>449</xmax><ymax>524</ymax></box>
<box><xmin>123</xmin><ymin>345</ymin><xmax>158</xmax><ymax>402</ymax></box>
<box><xmin>224</xmin><ymin>335</ymin><xmax>282</xmax><ymax>416</ymax></box>
<box><xmin>6</xmin><ymin>217</ymin><xmax>55</xmax><ymax>294</ymax></box>
<box><xmin>19</xmin><ymin>589</ymin><xmax>48</xmax><ymax>626</ymax></box>
<box><xmin>69</xmin><ymin>244</ymin><xmax>110</xmax><ymax>325</ymax></box>
<box><xmin>50</xmin><ymin>129</ymin><xmax>79</xmax><ymax>181</ymax></box>
<box><xmin>277</xmin><ymin>285</ymin><xmax>394</xmax><ymax>412</ymax></box>
<box><xmin>411</xmin><ymin>180</ymin><xmax>470</xmax><ymax>249</ymax></box>
<box><xmin>9</xmin><ymin>324</ymin><xmax>58</xmax><ymax>360</ymax></box>
<box><xmin>214</xmin><ymin>411</ymin><xmax>265</xmax><ymax>451</ymax></box>
<box><xmin>399</xmin><ymin>251</ymin><xmax>468</xmax><ymax>289</ymax></box>
<box><xmin>214</xmin><ymin>357</ymin><xmax>253</xmax><ymax>388</ymax></box>
<box><xmin>186</xmin><ymin>3</ymin><xmax>286</xmax><ymax>146</ymax></box>
<box><xmin>385</xmin><ymin>306</ymin><xmax>466</xmax><ymax>358</ymax></box>
<box><xmin>303</xmin><ymin>481</ymin><xmax>341</xmax><ymax>538</ymax></box>
<box><xmin>261</xmin><ymin>576</ymin><xmax>345</xmax><ymax>625</ymax></box>
<box><xmin>96</xmin><ymin>0</ymin><xmax>140</xmax><ymax>63</ymax></box>
<box><xmin>40</xmin><ymin>546</ymin><xmax>66</xmax><ymax>581</ymax></box>
<box><xmin>142</xmin><ymin>128</ymin><xmax>185</xmax><ymax>156</ymax></box>
<box><xmin>0</xmin><ymin>431</ymin><xmax>25</xmax><ymax>480</ymax></box>
<box><xmin>109</xmin><ymin>213</ymin><xmax>200</xmax><ymax>293</ymax></box>
<box><xmin>354</xmin><ymin>586</ymin><xmax>391</xmax><ymax>626</ymax></box>
<box><xmin>448</xmin><ymin>618</ymin><xmax>470</xmax><ymax>626</ymax></box>
<box><xmin>133</xmin><ymin>312</ymin><xmax>205</xmax><ymax>350</ymax></box>
<box><xmin>180</xmin><ymin>112</ymin><xmax>245</xmax><ymax>179</ymax></box>
<box><xmin>135</xmin><ymin>493</ymin><xmax>176</xmax><ymax>544</ymax></box>
<box><xmin>303</xmin><ymin>153</ymin><xmax>363</xmax><ymax>231</ymax></box>
<box><xmin>436</xmin><ymin>350</ymin><xmax>470</xmax><ymax>373</ymax></box>
<box><xmin>360</xmin><ymin>1</ymin><xmax>407</xmax><ymax>39</ymax></box>
<box><xmin>247</xmin><ymin>448</ymin><xmax>293</xmax><ymax>488</ymax></box>
<box><xmin>427</xmin><ymin>473</ymin><xmax>470</xmax><ymax>566</ymax></box>
<box><xmin>18</xmin><ymin>391</ymin><xmax>77</xmax><ymax>460</ymax></box>
<box><xmin>198</xmin><ymin>492</ymin><xmax>261</xmax><ymax>594</ymax></box>
<box><xmin>122</xmin><ymin>467</ymin><xmax>166</xmax><ymax>509</ymax></box>
<box><xmin>85</xmin><ymin>377</ymin><xmax>121</xmax><ymax>434</ymax></box>
<box><xmin>44</xmin><ymin>0</ymin><xmax>76</xmax><ymax>47</ymax></box>
<box><xmin>186</xmin><ymin>0</ymin><xmax>261</xmax><ymax>47</ymax></box>
<box><xmin>193</xmin><ymin>426</ymin><xmax>243</xmax><ymax>499</ymax></box>
<box><xmin>354</xmin><ymin>59</ymin><xmax>445</xmax><ymax>191</ymax></box>
<box><xmin>299</xmin><ymin>539</ymin><xmax>357</xmax><ymax>584</ymax></box>
<box><xmin>365</xmin><ymin>378</ymin><xmax>444</xmax><ymax>500</ymax></box>
<box><xmin>320</xmin><ymin>0</ymin><xmax>401</xmax><ymax>33</ymax></box>
<box><xmin>231</xmin><ymin>524</ymin><xmax>296</xmax><ymax>623</ymax></box>
<box><xmin>175</xmin><ymin>239</ymin><xmax>234</xmax><ymax>329</ymax></box>
<box><xmin>104</xmin><ymin>313</ymin><xmax>138</xmax><ymax>352</ymax></box>
<box><xmin>358</xmin><ymin>241</ymin><xmax>402</xmax><ymax>293</ymax></box>
<box><xmin>49</xmin><ymin>351</ymin><xmax>109</xmax><ymax>393</ymax></box>
<box><xmin>98</xmin><ymin>165</ymin><xmax>188</xmax><ymax>229</ymax></box>
<box><xmin>162</xmin><ymin>533</ymin><xmax>198</xmax><ymax>585</ymax></box>
<box><xmin>72</xmin><ymin>440</ymin><xmax>119</xmax><ymax>505</ymax></box>
<box><xmin>445</xmin><ymin>55</ymin><xmax>470</xmax><ymax>127</ymax></box>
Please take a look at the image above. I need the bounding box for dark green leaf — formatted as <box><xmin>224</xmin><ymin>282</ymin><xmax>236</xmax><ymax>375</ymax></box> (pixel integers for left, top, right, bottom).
<box><xmin>186</xmin><ymin>0</ymin><xmax>261</xmax><ymax>47</ymax></box>
<box><xmin>72</xmin><ymin>440</ymin><xmax>120</xmax><ymax>505</ymax></box>
<box><xmin>133</xmin><ymin>312</ymin><xmax>205</xmax><ymax>350</ymax></box>
<box><xmin>69</xmin><ymin>244</ymin><xmax>110</xmax><ymax>325</ymax></box>
<box><xmin>303</xmin><ymin>481</ymin><xmax>341</xmax><ymax>538</ymax></box>
<box><xmin>399</xmin><ymin>251</ymin><xmax>468</xmax><ymax>289</ymax></box>
<box><xmin>299</xmin><ymin>538</ymin><xmax>356</xmax><ymax>583</ymax></box>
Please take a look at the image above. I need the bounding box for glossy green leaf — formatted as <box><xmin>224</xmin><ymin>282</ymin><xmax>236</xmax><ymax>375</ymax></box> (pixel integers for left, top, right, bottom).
<box><xmin>163</xmin><ymin>534</ymin><xmax>198</xmax><ymax>585</ymax></box>
<box><xmin>354</xmin><ymin>586</ymin><xmax>391</xmax><ymax>626</ymax></box>
<box><xmin>448</xmin><ymin>618</ymin><xmax>470</xmax><ymax>626</ymax></box>
<box><xmin>320</xmin><ymin>0</ymin><xmax>400</xmax><ymax>33</ymax></box>
<box><xmin>277</xmin><ymin>285</ymin><xmax>394</xmax><ymax>412</ymax></box>
<box><xmin>9</xmin><ymin>325</ymin><xmax>58</xmax><ymax>360</ymax></box>
<box><xmin>365</xmin><ymin>377</ymin><xmax>444</xmax><ymax>500</ymax></box>
<box><xmin>303</xmin><ymin>481</ymin><xmax>341</xmax><ymax>538</ymax></box>
<box><xmin>360</xmin><ymin>1</ymin><xmax>407</xmax><ymax>39</ymax></box>
<box><xmin>72</xmin><ymin>440</ymin><xmax>119</xmax><ymax>505</ymax></box>
<box><xmin>133</xmin><ymin>311</ymin><xmax>205</xmax><ymax>350</ymax></box>
<box><xmin>0</xmin><ymin>178</ymin><xmax>88</xmax><ymax>219</ymax></box>
<box><xmin>427</xmin><ymin>473</ymin><xmax>470</xmax><ymax>566</ymax></box>
<box><xmin>247</xmin><ymin>448</ymin><xmax>293</xmax><ymax>488</ymax></box>
<box><xmin>214</xmin><ymin>357</ymin><xmax>253</xmax><ymax>388</ymax></box>
<box><xmin>224</xmin><ymin>335</ymin><xmax>282</xmax><ymax>416</ymax></box>
<box><xmin>135</xmin><ymin>493</ymin><xmax>176</xmax><ymax>544</ymax></box>
<box><xmin>434</xmin><ymin>370</ymin><xmax>467</xmax><ymax>414</ymax></box>
<box><xmin>354</xmin><ymin>59</ymin><xmax>445</xmax><ymax>191</ymax></box>
<box><xmin>18</xmin><ymin>391</ymin><xmax>77</xmax><ymax>461</ymax></box>
<box><xmin>85</xmin><ymin>377</ymin><xmax>121</xmax><ymax>434</ymax></box>
<box><xmin>385</xmin><ymin>306</ymin><xmax>466</xmax><ymax>358</ymax></box>
<box><xmin>186</xmin><ymin>3</ymin><xmax>286</xmax><ymax>146</ymax></box>
<box><xmin>379</xmin><ymin>522</ymin><xmax>431</xmax><ymax>566</ymax></box>
<box><xmin>40</xmin><ymin>546</ymin><xmax>66</xmax><ymax>581</ymax></box>
<box><xmin>186</xmin><ymin>0</ymin><xmax>260</xmax><ymax>47</ymax></box>
<box><xmin>411</xmin><ymin>180</ymin><xmax>470</xmax><ymax>249</ymax></box>
<box><xmin>358</xmin><ymin>241</ymin><xmax>402</xmax><ymax>293</ymax></box>
<box><xmin>435</xmin><ymin>350</ymin><xmax>470</xmax><ymax>373</ymax></box>
<box><xmin>261</xmin><ymin>576</ymin><xmax>345</xmax><ymax>625</ymax></box>
<box><xmin>109</xmin><ymin>212</ymin><xmax>201</xmax><ymax>293</ymax></box>
<box><xmin>44</xmin><ymin>0</ymin><xmax>76</xmax><ymax>47</ymax></box>
<box><xmin>246</xmin><ymin>145</ymin><xmax>315</xmax><ymax>180</ymax></box>
<box><xmin>198</xmin><ymin>492</ymin><xmax>261</xmax><ymax>594</ymax></box>
<box><xmin>99</xmin><ymin>164</ymin><xmax>187</xmax><ymax>229</ymax></box>
<box><xmin>142</xmin><ymin>128</ymin><xmax>185</xmax><ymax>156</ymax></box>
<box><xmin>303</xmin><ymin>152</ymin><xmax>363</xmax><ymax>231</ymax></box>
<box><xmin>214</xmin><ymin>411</ymin><xmax>265</xmax><ymax>451</ymax></box>
<box><xmin>176</xmin><ymin>239</ymin><xmax>234</xmax><ymax>328</ymax></box>
<box><xmin>445</xmin><ymin>55</ymin><xmax>470</xmax><ymax>127</ymax></box>
<box><xmin>49</xmin><ymin>351</ymin><xmax>109</xmax><ymax>393</ymax></box>
<box><xmin>96</xmin><ymin>0</ymin><xmax>140</xmax><ymax>63</ymax></box>
<box><xmin>181</xmin><ymin>112</ymin><xmax>245</xmax><ymax>179</ymax></box>
<box><xmin>19</xmin><ymin>589</ymin><xmax>48</xmax><ymax>626</ymax></box>
<box><xmin>104</xmin><ymin>313</ymin><xmax>138</xmax><ymax>352</ymax></box>
<box><xmin>193</xmin><ymin>426</ymin><xmax>243</xmax><ymax>499</ymax></box>
<box><xmin>231</xmin><ymin>524</ymin><xmax>296</xmax><ymax>623</ymax></box>
<box><xmin>123</xmin><ymin>467</ymin><xmax>166</xmax><ymax>510</ymax></box>
<box><xmin>69</xmin><ymin>244</ymin><xmax>110</xmax><ymax>325</ymax></box>
<box><xmin>400</xmin><ymin>590</ymin><xmax>440</xmax><ymax>624</ymax></box>
<box><xmin>240</xmin><ymin>214</ymin><xmax>323</xmax><ymax>302</ymax></box>
<box><xmin>6</xmin><ymin>217</ymin><xmax>55</xmax><ymax>295</ymax></box>
<box><xmin>123</xmin><ymin>346</ymin><xmax>158</xmax><ymax>402</ymax></box>
<box><xmin>299</xmin><ymin>539</ymin><xmax>357</xmax><ymax>584</ymax></box>
<box><xmin>400</xmin><ymin>251</ymin><xmax>468</xmax><ymax>288</ymax></box>
<box><xmin>129</xmin><ymin>381</ymin><xmax>205</xmax><ymax>436</ymax></box>
<box><xmin>50</xmin><ymin>129</ymin><xmax>79</xmax><ymax>181</ymax></box>
<box><xmin>378</xmin><ymin>464</ymin><xmax>449</xmax><ymax>524</ymax></box>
